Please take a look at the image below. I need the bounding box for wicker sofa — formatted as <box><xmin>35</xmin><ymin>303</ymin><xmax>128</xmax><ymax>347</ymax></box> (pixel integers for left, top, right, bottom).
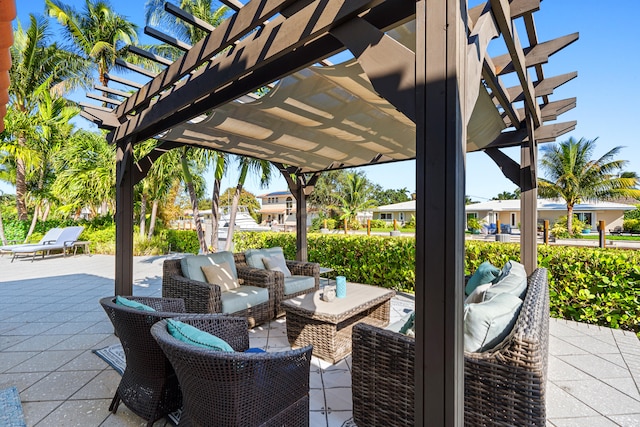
<box><xmin>351</xmin><ymin>267</ymin><xmax>549</xmax><ymax>427</ymax></box>
<box><xmin>162</xmin><ymin>257</ymin><xmax>275</xmax><ymax>327</ymax></box>
<box><xmin>233</xmin><ymin>251</ymin><xmax>320</xmax><ymax>317</ymax></box>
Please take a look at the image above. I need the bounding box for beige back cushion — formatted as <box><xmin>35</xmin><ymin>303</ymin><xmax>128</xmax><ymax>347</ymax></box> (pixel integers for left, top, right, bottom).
<box><xmin>200</xmin><ymin>262</ymin><xmax>240</xmax><ymax>292</ymax></box>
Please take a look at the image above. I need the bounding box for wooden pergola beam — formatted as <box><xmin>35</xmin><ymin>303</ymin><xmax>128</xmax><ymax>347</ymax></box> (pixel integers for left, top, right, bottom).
<box><xmin>94</xmin><ymin>85</ymin><xmax>132</xmax><ymax>98</ymax></box>
<box><xmin>493</xmin><ymin>32</ymin><xmax>579</xmax><ymax>75</ymax></box>
<box><xmin>110</xmin><ymin>0</ymin><xmax>413</xmax><ymax>144</ymax></box>
<box><xmin>483</xmin><ymin>120</ymin><xmax>577</xmax><ymax>149</ymax></box>
<box><xmin>518</xmin><ymin>97</ymin><xmax>576</xmax><ymax>122</ymax></box>
<box><xmin>490</xmin><ymin>0</ymin><xmax>541</xmax><ymax>127</ymax></box>
<box><xmin>507</xmin><ymin>71</ymin><xmax>578</xmax><ymax>102</ymax></box>
<box><xmin>117</xmin><ymin>0</ymin><xmax>305</xmax><ymax>118</ymax></box>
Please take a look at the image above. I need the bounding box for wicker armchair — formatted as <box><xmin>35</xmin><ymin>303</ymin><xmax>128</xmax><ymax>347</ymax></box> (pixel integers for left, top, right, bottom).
<box><xmin>151</xmin><ymin>314</ymin><xmax>313</xmax><ymax>427</ymax></box>
<box><xmin>99</xmin><ymin>296</ymin><xmax>186</xmax><ymax>427</ymax></box>
<box><xmin>162</xmin><ymin>258</ymin><xmax>275</xmax><ymax>327</ymax></box>
<box><xmin>351</xmin><ymin>268</ymin><xmax>549</xmax><ymax>427</ymax></box>
<box><xmin>234</xmin><ymin>252</ymin><xmax>320</xmax><ymax>317</ymax></box>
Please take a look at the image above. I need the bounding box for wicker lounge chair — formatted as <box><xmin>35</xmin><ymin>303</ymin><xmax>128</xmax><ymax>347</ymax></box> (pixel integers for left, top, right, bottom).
<box><xmin>351</xmin><ymin>268</ymin><xmax>549</xmax><ymax>427</ymax></box>
<box><xmin>151</xmin><ymin>314</ymin><xmax>313</xmax><ymax>427</ymax></box>
<box><xmin>234</xmin><ymin>251</ymin><xmax>320</xmax><ymax>317</ymax></box>
<box><xmin>99</xmin><ymin>296</ymin><xmax>186</xmax><ymax>427</ymax></box>
<box><xmin>162</xmin><ymin>257</ymin><xmax>275</xmax><ymax>327</ymax></box>
<box><xmin>10</xmin><ymin>225</ymin><xmax>84</xmax><ymax>262</ymax></box>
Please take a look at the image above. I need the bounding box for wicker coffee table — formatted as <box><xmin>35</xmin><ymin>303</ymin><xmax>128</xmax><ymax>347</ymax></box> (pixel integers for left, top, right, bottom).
<box><xmin>282</xmin><ymin>282</ymin><xmax>395</xmax><ymax>363</ymax></box>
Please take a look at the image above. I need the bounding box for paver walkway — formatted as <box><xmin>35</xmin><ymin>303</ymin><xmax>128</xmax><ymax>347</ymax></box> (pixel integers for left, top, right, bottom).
<box><xmin>0</xmin><ymin>254</ymin><xmax>639</xmax><ymax>426</ymax></box>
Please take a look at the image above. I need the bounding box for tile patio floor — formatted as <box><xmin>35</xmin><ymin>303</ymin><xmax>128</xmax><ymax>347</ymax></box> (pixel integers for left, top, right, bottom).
<box><xmin>1</xmin><ymin>253</ymin><xmax>639</xmax><ymax>426</ymax></box>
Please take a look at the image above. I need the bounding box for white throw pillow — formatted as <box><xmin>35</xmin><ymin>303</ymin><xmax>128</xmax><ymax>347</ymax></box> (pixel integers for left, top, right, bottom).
<box><xmin>464</xmin><ymin>292</ymin><xmax>523</xmax><ymax>353</ymax></box>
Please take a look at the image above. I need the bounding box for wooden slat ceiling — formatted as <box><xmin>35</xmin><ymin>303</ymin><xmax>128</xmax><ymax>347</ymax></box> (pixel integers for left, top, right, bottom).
<box><xmin>80</xmin><ymin>0</ymin><xmax>577</xmax><ymax>175</ymax></box>
<box><xmin>0</xmin><ymin>0</ymin><xmax>16</xmax><ymax>133</ymax></box>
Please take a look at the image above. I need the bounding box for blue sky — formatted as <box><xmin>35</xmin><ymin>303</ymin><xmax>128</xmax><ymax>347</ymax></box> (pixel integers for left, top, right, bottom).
<box><xmin>6</xmin><ymin>0</ymin><xmax>639</xmax><ymax>201</ymax></box>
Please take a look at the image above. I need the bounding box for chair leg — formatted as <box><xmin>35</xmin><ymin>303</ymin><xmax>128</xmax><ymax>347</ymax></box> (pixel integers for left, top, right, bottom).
<box><xmin>109</xmin><ymin>392</ymin><xmax>120</xmax><ymax>413</ymax></box>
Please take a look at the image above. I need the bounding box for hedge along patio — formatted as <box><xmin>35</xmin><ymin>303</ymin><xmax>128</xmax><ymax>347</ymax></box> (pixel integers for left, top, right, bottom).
<box><xmin>235</xmin><ymin>232</ymin><xmax>640</xmax><ymax>336</ymax></box>
<box><xmin>80</xmin><ymin>0</ymin><xmax>578</xmax><ymax>421</ymax></box>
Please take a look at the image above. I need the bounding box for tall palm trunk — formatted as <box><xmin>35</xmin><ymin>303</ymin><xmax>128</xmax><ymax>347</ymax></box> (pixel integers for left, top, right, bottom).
<box><xmin>15</xmin><ymin>136</ymin><xmax>28</xmax><ymax>220</ymax></box>
<box><xmin>148</xmin><ymin>199</ymin><xmax>159</xmax><ymax>239</ymax></box>
<box><xmin>26</xmin><ymin>204</ymin><xmax>40</xmax><ymax>242</ymax></box>
<box><xmin>210</xmin><ymin>153</ymin><xmax>226</xmax><ymax>252</ymax></box>
<box><xmin>0</xmin><ymin>206</ymin><xmax>7</xmax><ymax>245</ymax></box>
<box><xmin>210</xmin><ymin>177</ymin><xmax>221</xmax><ymax>252</ymax></box>
<box><xmin>567</xmin><ymin>205</ymin><xmax>574</xmax><ymax>235</ymax></box>
<box><xmin>224</xmin><ymin>161</ymin><xmax>249</xmax><ymax>251</ymax></box>
<box><xmin>181</xmin><ymin>151</ymin><xmax>207</xmax><ymax>253</ymax></box>
<box><xmin>139</xmin><ymin>193</ymin><xmax>147</xmax><ymax>238</ymax></box>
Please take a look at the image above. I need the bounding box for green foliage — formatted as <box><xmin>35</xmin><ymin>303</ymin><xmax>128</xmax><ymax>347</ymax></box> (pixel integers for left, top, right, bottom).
<box><xmin>624</xmin><ymin>206</ymin><xmax>640</xmax><ymax>220</ymax></box>
<box><xmin>369</xmin><ymin>219</ymin><xmax>388</xmax><ymax>229</ymax></box>
<box><xmin>402</xmin><ymin>215</ymin><xmax>416</xmax><ymax>229</ymax></box>
<box><xmin>466</xmin><ymin>217</ymin><xmax>483</xmax><ymax>231</ymax></box>
<box><xmin>623</xmin><ymin>219</ymin><xmax>640</xmax><ymax>233</ymax></box>
<box><xmin>550</xmin><ymin>215</ymin><xmax>587</xmax><ymax>238</ymax></box>
<box><xmin>370</xmin><ymin>187</ymin><xmax>411</xmax><ymax>206</ymax></box>
<box><xmin>165</xmin><ymin>229</ymin><xmax>200</xmax><ymax>254</ymax></box>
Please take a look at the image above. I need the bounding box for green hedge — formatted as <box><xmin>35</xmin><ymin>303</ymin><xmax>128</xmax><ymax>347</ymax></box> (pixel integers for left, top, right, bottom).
<box><xmin>234</xmin><ymin>232</ymin><xmax>416</xmax><ymax>292</ymax></box>
<box><xmin>235</xmin><ymin>232</ymin><xmax>640</xmax><ymax>335</ymax></box>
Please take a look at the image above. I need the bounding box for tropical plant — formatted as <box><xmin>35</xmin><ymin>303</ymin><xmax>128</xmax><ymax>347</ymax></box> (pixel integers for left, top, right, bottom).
<box><xmin>51</xmin><ymin>129</ymin><xmax>115</xmax><ymax>217</ymax></box>
<box><xmin>538</xmin><ymin>137</ymin><xmax>640</xmax><ymax>234</ymax></box>
<box><xmin>146</xmin><ymin>0</ymin><xmax>229</xmax><ymax>251</ymax></box>
<box><xmin>492</xmin><ymin>189</ymin><xmax>520</xmax><ymax>200</ymax></box>
<box><xmin>179</xmin><ymin>146</ymin><xmax>209</xmax><ymax>253</ymax></box>
<box><xmin>334</xmin><ymin>172</ymin><xmax>376</xmax><ymax>228</ymax></box>
<box><xmin>370</xmin><ymin>185</ymin><xmax>411</xmax><ymax>206</ymax></box>
<box><xmin>7</xmin><ymin>15</ymin><xmax>88</xmax><ymax>220</ymax></box>
<box><xmin>46</xmin><ymin>0</ymin><xmax>139</xmax><ymax>88</ymax></box>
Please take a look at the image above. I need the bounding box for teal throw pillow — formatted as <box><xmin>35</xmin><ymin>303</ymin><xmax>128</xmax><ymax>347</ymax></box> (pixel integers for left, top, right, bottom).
<box><xmin>464</xmin><ymin>292</ymin><xmax>523</xmax><ymax>352</ymax></box>
<box><xmin>399</xmin><ymin>311</ymin><xmax>416</xmax><ymax>337</ymax></box>
<box><xmin>465</xmin><ymin>261</ymin><xmax>501</xmax><ymax>296</ymax></box>
<box><xmin>166</xmin><ymin>319</ymin><xmax>234</xmax><ymax>352</ymax></box>
<box><xmin>115</xmin><ymin>296</ymin><xmax>156</xmax><ymax>312</ymax></box>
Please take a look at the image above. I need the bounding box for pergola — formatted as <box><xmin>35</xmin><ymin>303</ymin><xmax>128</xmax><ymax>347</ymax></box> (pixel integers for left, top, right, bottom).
<box><xmin>81</xmin><ymin>0</ymin><xmax>577</xmax><ymax>423</ymax></box>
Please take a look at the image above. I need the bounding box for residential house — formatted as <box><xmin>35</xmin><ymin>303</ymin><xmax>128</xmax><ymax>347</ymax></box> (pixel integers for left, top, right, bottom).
<box><xmin>372</xmin><ymin>200</ymin><xmax>416</xmax><ymax>226</ymax></box>
<box><xmin>257</xmin><ymin>191</ymin><xmax>317</xmax><ymax>229</ymax></box>
<box><xmin>374</xmin><ymin>199</ymin><xmax>637</xmax><ymax>232</ymax></box>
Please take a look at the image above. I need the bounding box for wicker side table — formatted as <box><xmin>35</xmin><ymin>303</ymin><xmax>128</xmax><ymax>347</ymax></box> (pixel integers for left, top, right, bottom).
<box><xmin>282</xmin><ymin>282</ymin><xmax>395</xmax><ymax>363</ymax></box>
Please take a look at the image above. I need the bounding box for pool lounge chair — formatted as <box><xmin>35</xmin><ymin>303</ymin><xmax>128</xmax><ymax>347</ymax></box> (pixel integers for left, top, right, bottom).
<box><xmin>11</xmin><ymin>226</ymin><xmax>84</xmax><ymax>262</ymax></box>
<box><xmin>0</xmin><ymin>227</ymin><xmax>63</xmax><ymax>255</ymax></box>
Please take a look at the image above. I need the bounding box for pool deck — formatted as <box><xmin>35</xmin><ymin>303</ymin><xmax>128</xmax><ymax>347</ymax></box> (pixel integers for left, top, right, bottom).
<box><xmin>1</xmin><ymin>253</ymin><xmax>639</xmax><ymax>426</ymax></box>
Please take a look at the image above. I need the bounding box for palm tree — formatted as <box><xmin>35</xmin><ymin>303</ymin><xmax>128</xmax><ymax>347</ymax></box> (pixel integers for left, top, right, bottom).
<box><xmin>224</xmin><ymin>156</ymin><xmax>275</xmax><ymax>250</ymax></box>
<box><xmin>46</xmin><ymin>0</ymin><xmax>138</xmax><ymax>87</ymax></box>
<box><xmin>334</xmin><ymin>172</ymin><xmax>376</xmax><ymax>229</ymax></box>
<box><xmin>538</xmin><ymin>137</ymin><xmax>640</xmax><ymax>234</ymax></box>
<box><xmin>7</xmin><ymin>16</ymin><xmax>88</xmax><ymax>220</ymax></box>
<box><xmin>209</xmin><ymin>151</ymin><xmax>228</xmax><ymax>251</ymax></box>
<box><xmin>51</xmin><ymin>130</ymin><xmax>116</xmax><ymax>217</ymax></box>
<box><xmin>180</xmin><ymin>147</ymin><xmax>209</xmax><ymax>253</ymax></box>
<box><xmin>24</xmin><ymin>88</ymin><xmax>78</xmax><ymax>237</ymax></box>
<box><xmin>146</xmin><ymin>0</ymin><xmax>229</xmax><ymax>251</ymax></box>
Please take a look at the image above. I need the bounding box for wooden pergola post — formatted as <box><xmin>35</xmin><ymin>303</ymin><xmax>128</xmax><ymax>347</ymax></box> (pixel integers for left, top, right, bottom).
<box><xmin>415</xmin><ymin>0</ymin><xmax>466</xmax><ymax>424</ymax></box>
<box><xmin>115</xmin><ymin>138</ymin><xmax>134</xmax><ymax>295</ymax></box>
